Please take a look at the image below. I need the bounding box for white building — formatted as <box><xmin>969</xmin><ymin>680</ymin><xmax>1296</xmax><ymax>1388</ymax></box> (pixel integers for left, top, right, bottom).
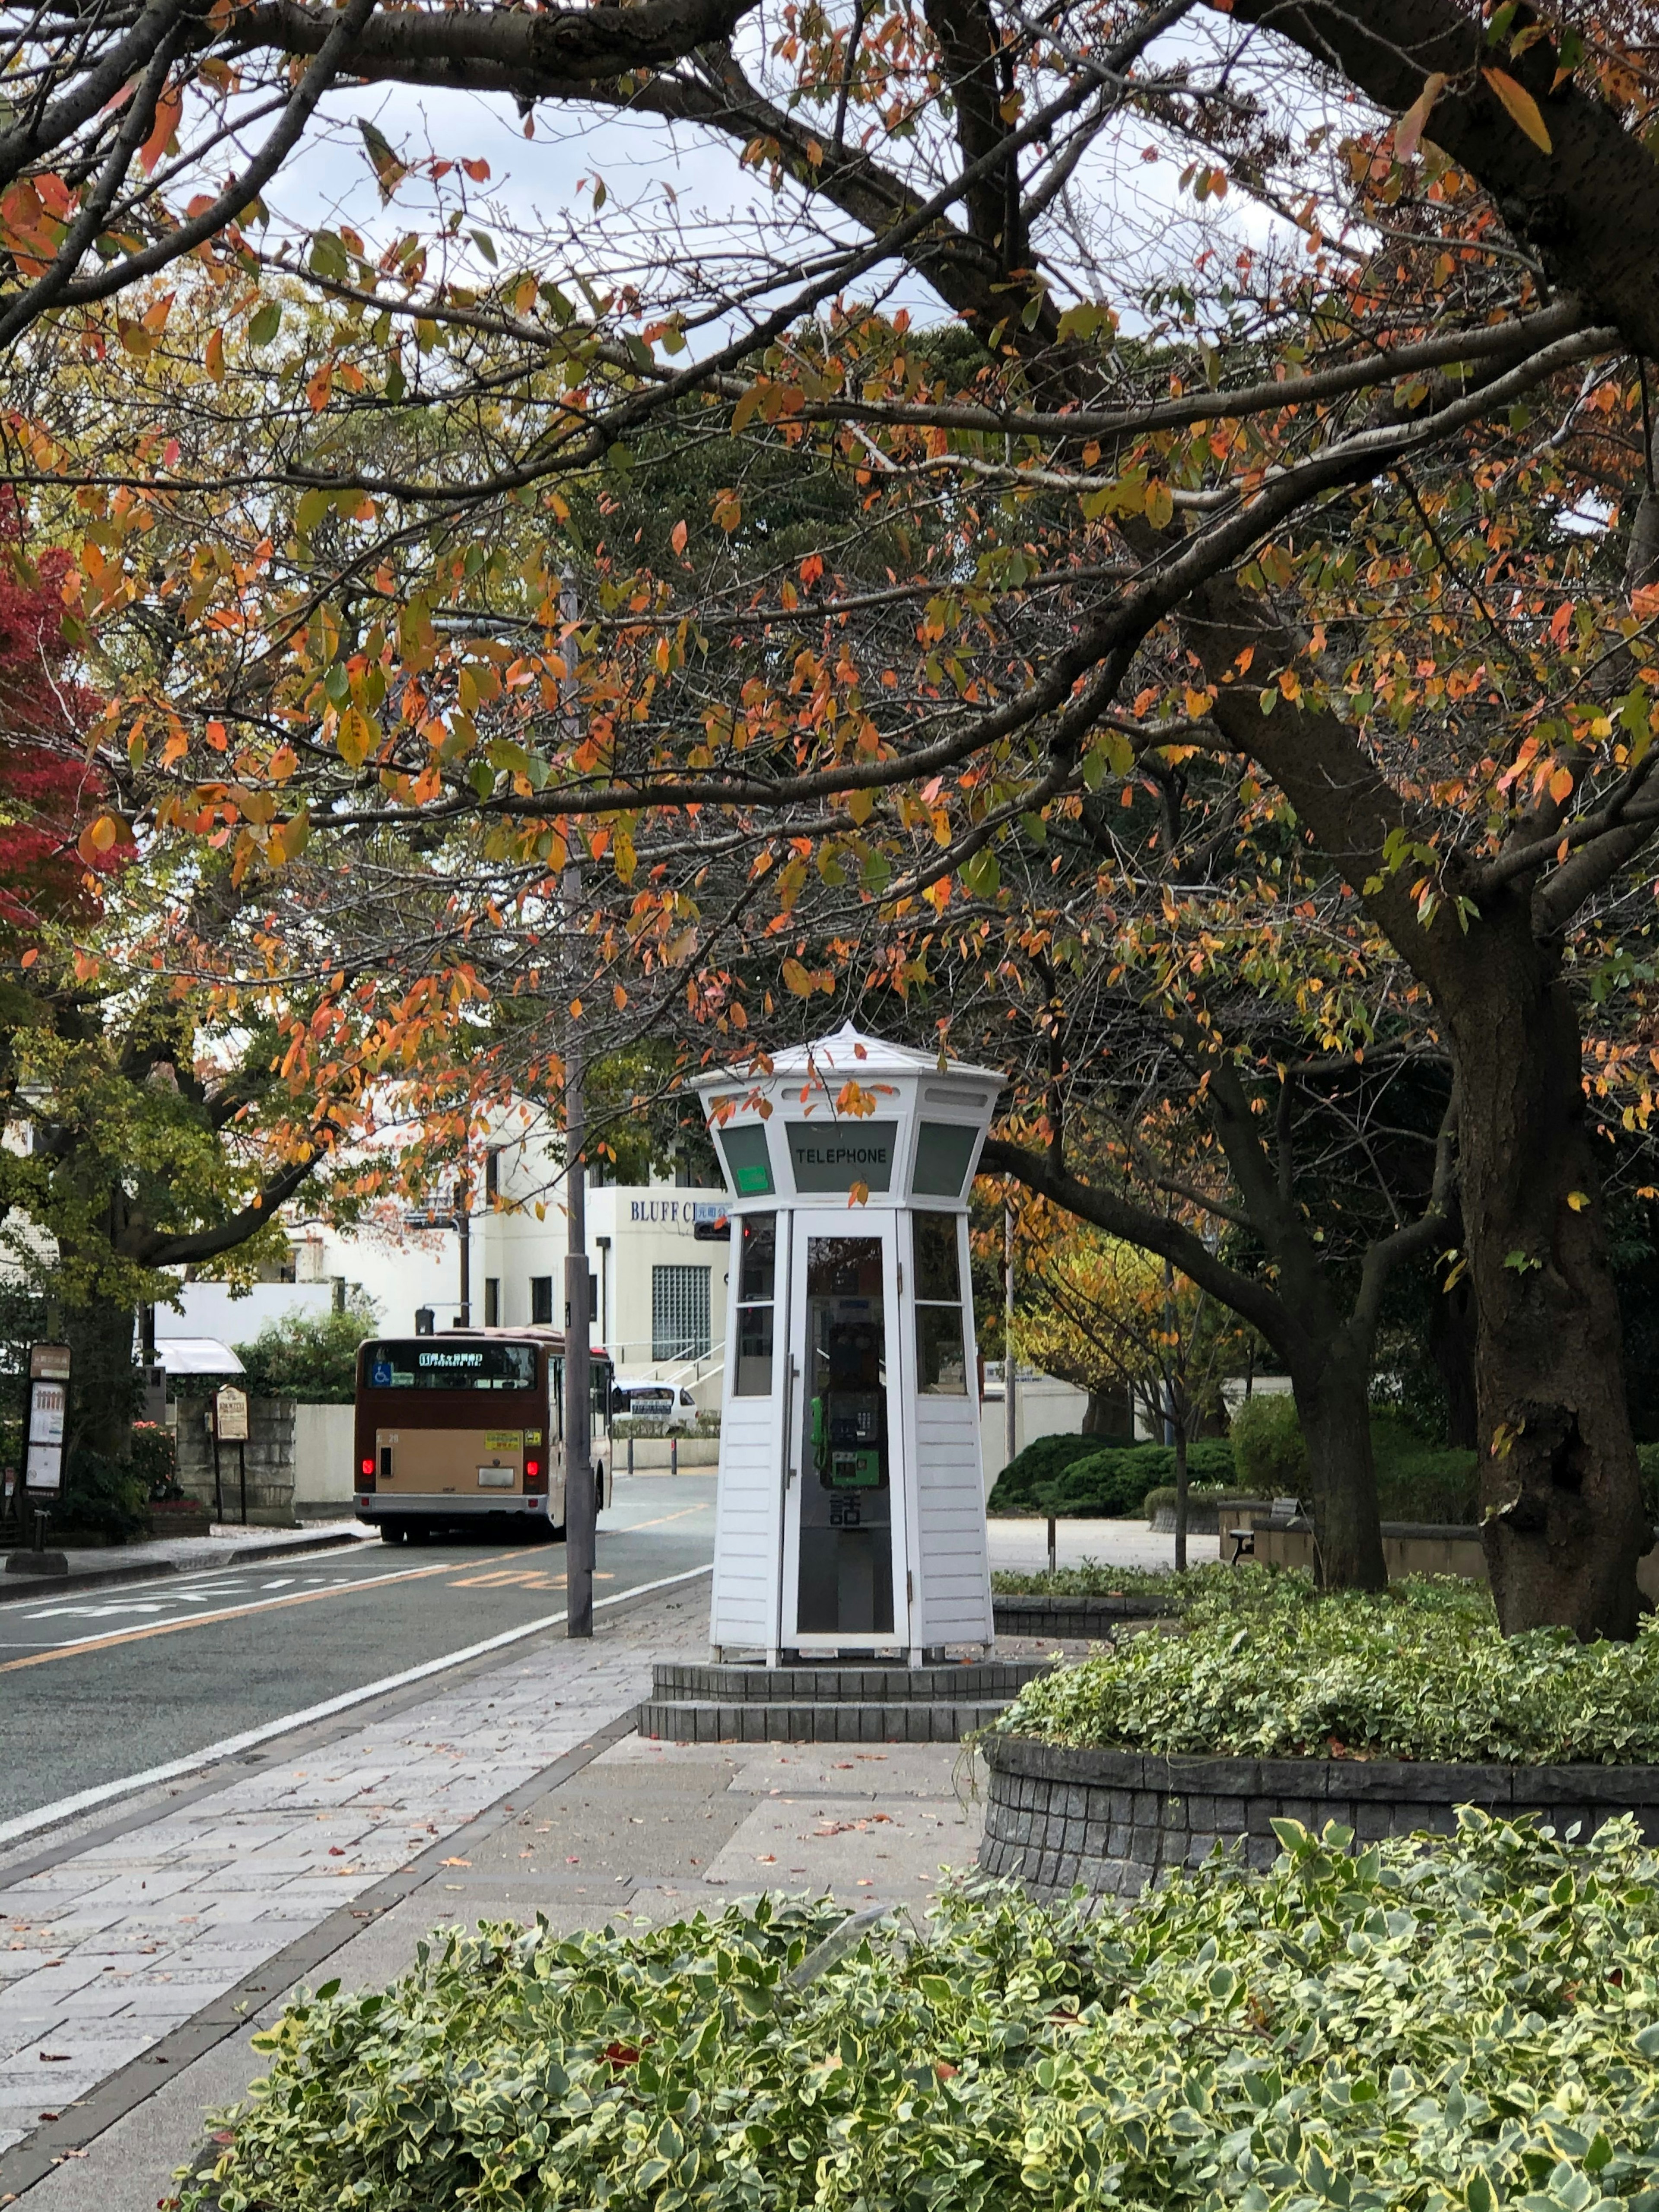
<box><xmin>160</xmin><ymin>1098</ymin><xmax>731</xmax><ymax>1411</ymax></box>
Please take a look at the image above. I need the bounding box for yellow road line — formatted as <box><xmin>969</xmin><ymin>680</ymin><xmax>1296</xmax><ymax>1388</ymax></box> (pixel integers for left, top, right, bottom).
<box><xmin>611</xmin><ymin>1503</ymin><xmax>710</xmax><ymax>1533</ymax></box>
<box><xmin>0</xmin><ymin>1545</ymin><xmax>550</xmax><ymax>1675</ymax></box>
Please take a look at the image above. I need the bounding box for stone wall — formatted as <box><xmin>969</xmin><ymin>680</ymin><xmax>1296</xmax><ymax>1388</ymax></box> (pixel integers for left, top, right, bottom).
<box><xmin>992</xmin><ymin>1594</ymin><xmax>1172</xmax><ymax>1639</ymax></box>
<box><xmin>979</xmin><ymin>1734</ymin><xmax>1659</xmax><ymax>1897</ymax></box>
<box><xmin>174</xmin><ymin>1397</ymin><xmax>297</xmax><ymax>1526</ymax></box>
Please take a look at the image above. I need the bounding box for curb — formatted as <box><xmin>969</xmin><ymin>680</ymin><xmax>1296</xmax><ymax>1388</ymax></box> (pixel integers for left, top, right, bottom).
<box><xmin>976</xmin><ymin>1733</ymin><xmax>1659</xmax><ymax>1898</ymax></box>
<box><xmin>0</xmin><ymin>1705</ymin><xmax>645</xmax><ymax>2208</ymax></box>
<box><xmin>0</xmin><ymin>1527</ymin><xmax>367</xmax><ymax>1607</ymax></box>
<box><xmin>0</xmin><ymin>1564</ymin><xmax>712</xmax><ymax>2203</ymax></box>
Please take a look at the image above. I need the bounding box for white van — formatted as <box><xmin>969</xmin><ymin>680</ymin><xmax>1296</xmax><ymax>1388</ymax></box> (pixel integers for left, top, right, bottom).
<box><xmin>611</xmin><ymin>1378</ymin><xmax>699</xmax><ymax>1431</ymax></box>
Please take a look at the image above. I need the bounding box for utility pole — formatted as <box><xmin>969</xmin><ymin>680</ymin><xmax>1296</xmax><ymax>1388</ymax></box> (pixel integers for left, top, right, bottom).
<box><xmin>456</xmin><ymin>1163</ymin><xmax>472</xmax><ymax>1326</ymax></box>
<box><xmin>1004</xmin><ymin>1201</ymin><xmax>1017</xmax><ymax>1471</ymax></box>
<box><xmin>560</xmin><ymin>581</ymin><xmax>594</xmax><ymax>1639</ymax></box>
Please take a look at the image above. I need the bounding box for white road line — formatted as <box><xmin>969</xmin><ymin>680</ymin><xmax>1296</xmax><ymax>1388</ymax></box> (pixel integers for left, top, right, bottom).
<box><xmin>10</xmin><ymin>1556</ymin><xmax>381</xmax><ymax>1617</ymax></box>
<box><xmin>0</xmin><ymin>1563</ymin><xmax>712</xmax><ymax>1849</ymax></box>
<box><xmin>17</xmin><ymin>1556</ymin><xmax>513</xmax><ymax>1643</ymax></box>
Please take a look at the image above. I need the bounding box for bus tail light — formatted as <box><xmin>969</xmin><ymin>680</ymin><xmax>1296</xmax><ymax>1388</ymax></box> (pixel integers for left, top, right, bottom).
<box><xmin>360</xmin><ymin>1455</ymin><xmax>375</xmax><ymax>1483</ymax></box>
<box><xmin>524</xmin><ymin>1455</ymin><xmax>547</xmax><ymax>1494</ymax></box>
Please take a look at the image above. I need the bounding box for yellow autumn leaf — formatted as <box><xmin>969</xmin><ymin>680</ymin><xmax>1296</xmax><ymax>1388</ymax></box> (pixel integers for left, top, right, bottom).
<box><xmin>1482</xmin><ymin>68</ymin><xmax>1552</xmax><ymax>154</ymax></box>
<box><xmin>1567</xmin><ymin>1191</ymin><xmax>1589</xmax><ymax>1212</ymax></box>
<box><xmin>782</xmin><ymin>957</ymin><xmax>814</xmax><ymax>997</ymax></box>
<box><xmin>335</xmin><ymin>706</ymin><xmax>373</xmax><ymax>768</ymax></box>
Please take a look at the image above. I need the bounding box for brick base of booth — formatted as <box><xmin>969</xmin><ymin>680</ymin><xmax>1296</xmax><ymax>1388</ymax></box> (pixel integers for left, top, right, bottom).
<box><xmin>639</xmin><ymin>1658</ymin><xmax>1052</xmax><ymax>1744</ymax></box>
<box><xmin>979</xmin><ymin>1735</ymin><xmax>1659</xmax><ymax>1897</ymax></box>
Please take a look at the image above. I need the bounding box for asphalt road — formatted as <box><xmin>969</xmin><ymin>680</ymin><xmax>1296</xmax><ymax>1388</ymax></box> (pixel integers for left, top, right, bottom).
<box><xmin>0</xmin><ymin>1473</ymin><xmax>715</xmax><ymax>1825</ymax></box>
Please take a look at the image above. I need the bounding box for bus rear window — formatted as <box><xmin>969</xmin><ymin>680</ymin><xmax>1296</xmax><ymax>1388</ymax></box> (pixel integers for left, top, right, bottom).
<box><xmin>363</xmin><ymin>1341</ymin><xmax>537</xmax><ymax>1391</ymax></box>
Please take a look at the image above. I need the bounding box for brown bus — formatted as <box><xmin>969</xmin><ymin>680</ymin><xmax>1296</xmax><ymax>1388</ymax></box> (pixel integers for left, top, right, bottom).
<box><xmin>353</xmin><ymin>1328</ymin><xmax>613</xmax><ymax>1542</ymax></box>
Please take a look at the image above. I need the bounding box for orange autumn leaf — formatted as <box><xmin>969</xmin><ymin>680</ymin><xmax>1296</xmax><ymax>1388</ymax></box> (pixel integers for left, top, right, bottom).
<box><xmin>139</xmin><ymin>83</ymin><xmax>183</xmax><ymax>177</ymax></box>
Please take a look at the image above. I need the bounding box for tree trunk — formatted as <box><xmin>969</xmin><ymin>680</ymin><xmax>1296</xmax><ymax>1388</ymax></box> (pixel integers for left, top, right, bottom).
<box><xmin>1082</xmin><ymin>1382</ymin><xmax>1132</xmax><ymax>1439</ymax></box>
<box><xmin>1173</xmin><ymin>1423</ymin><xmax>1189</xmax><ymax>1573</ymax></box>
<box><xmin>60</xmin><ymin>1284</ymin><xmax>141</xmax><ymax>1468</ymax></box>
<box><xmin>1428</xmin><ymin>1233</ymin><xmax>1479</xmax><ymax>1450</ymax></box>
<box><xmin>1291</xmin><ymin>1345</ymin><xmax>1388</xmax><ymax>1592</ymax></box>
<box><xmin>1440</xmin><ymin>909</ymin><xmax>1649</xmax><ymax>1637</ymax></box>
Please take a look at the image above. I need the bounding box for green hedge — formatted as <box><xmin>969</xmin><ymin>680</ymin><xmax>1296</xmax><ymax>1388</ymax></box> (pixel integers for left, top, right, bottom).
<box><xmin>988</xmin><ymin>1437</ymin><xmax>1234</xmax><ymax>1518</ymax></box>
<box><xmin>1228</xmin><ymin>1391</ymin><xmax>1305</xmax><ymax>1493</ymax></box>
<box><xmin>1367</xmin><ymin>1409</ymin><xmax>1479</xmax><ymax>1522</ymax></box>
<box><xmin>995</xmin><ymin>1415</ymin><xmax>1486</xmax><ymax>1522</ymax></box>
<box><xmin>994</xmin><ymin>1564</ymin><xmax>1659</xmax><ymax>1764</ymax></box>
<box><xmin>50</xmin><ymin>1450</ymin><xmax>150</xmax><ymax>1541</ymax></box>
<box><xmin>983</xmin><ymin>1431</ymin><xmax>1104</xmax><ymax>1511</ymax></box>
<box><xmin>180</xmin><ymin>1821</ymin><xmax>1659</xmax><ymax>2212</ymax></box>
<box><xmin>1640</xmin><ymin>1441</ymin><xmax>1659</xmax><ymax>1520</ymax></box>
<box><xmin>233</xmin><ymin>1301</ymin><xmax>375</xmax><ymax>1404</ymax></box>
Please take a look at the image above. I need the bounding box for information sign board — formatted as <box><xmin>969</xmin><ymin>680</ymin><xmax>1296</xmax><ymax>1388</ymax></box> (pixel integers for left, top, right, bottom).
<box><xmin>23</xmin><ymin>1344</ymin><xmax>70</xmax><ymax>1496</ymax></box>
<box><xmin>214</xmin><ymin>1386</ymin><xmax>250</xmax><ymax>1441</ymax></box>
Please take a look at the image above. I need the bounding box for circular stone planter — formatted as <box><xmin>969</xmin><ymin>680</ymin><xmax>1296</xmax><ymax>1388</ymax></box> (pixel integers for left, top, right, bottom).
<box><xmin>992</xmin><ymin>1594</ymin><xmax>1173</xmax><ymax>1640</ymax></box>
<box><xmin>978</xmin><ymin>1734</ymin><xmax>1659</xmax><ymax>1897</ymax></box>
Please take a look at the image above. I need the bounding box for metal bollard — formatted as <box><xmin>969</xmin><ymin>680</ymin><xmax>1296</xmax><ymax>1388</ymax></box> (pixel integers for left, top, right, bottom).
<box><xmin>628</xmin><ymin>1432</ymin><xmax>634</xmax><ymax>1478</ymax></box>
<box><xmin>671</xmin><ymin>1433</ymin><xmax>678</xmax><ymax>1477</ymax></box>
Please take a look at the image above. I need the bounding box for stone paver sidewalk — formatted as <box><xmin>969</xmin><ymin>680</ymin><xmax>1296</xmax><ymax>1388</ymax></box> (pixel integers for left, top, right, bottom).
<box><xmin>10</xmin><ymin>1729</ymin><xmax>985</xmax><ymax>2211</ymax></box>
<box><xmin>0</xmin><ymin>1580</ymin><xmax>995</xmax><ymax>2210</ymax></box>
<box><xmin>0</xmin><ymin>1580</ymin><xmax>708</xmax><ymax>2174</ymax></box>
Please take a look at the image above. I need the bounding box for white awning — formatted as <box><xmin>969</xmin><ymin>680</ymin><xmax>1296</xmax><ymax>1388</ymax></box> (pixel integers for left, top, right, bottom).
<box><xmin>152</xmin><ymin>1337</ymin><xmax>246</xmax><ymax>1376</ymax></box>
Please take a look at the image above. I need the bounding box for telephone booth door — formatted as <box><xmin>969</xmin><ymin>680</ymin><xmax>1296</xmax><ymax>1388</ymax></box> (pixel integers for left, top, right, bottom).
<box><xmin>780</xmin><ymin>1213</ymin><xmax>910</xmax><ymax>1651</ymax></box>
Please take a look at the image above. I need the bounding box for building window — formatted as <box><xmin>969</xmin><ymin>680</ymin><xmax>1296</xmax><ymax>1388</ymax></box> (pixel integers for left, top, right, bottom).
<box><xmin>484</xmin><ymin>1278</ymin><xmax>500</xmax><ymax>1327</ymax></box>
<box><xmin>484</xmin><ymin>1147</ymin><xmax>502</xmax><ymax>1201</ymax></box>
<box><xmin>653</xmin><ymin>1264</ymin><xmax>711</xmax><ymax>1362</ymax></box>
<box><xmin>530</xmin><ymin>1275</ymin><xmax>554</xmax><ymax>1326</ymax></box>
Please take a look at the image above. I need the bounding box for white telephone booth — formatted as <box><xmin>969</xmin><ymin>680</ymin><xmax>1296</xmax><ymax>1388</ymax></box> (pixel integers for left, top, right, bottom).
<box><xmin>695</xmin><ymin>1023</ymin><xmax>1001</xmax><ymax>1664</ymax></box>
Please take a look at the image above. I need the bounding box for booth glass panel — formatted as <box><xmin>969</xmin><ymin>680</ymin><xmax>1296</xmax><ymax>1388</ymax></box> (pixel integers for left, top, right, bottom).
<box><xmin>739</xmin><ymin>1214</ymin><xmax>776</xmax><ymax>1301</ymax></box>
<box><xmin>734</xmin><ymin>1306</ymin><xmax>774</xmax><ymax>1395</ymax></box>
<box><xmin>787</xmin><ymin>1122</ymin><xmax>897</xmax><ymax>1193</ymax></box>
<box><xmin>912</xmin><ymin>1212</ymin><xmax>968</xmax><ymax>1394</ymax></box>
<box><xmin>916</xmin><ymin>1305</ymin><xmax>968</xmax><ymax>1393</ymax></box>
<box><xmin>797</xmin><ymin>1234</ymin><xmax>893</xmax><ymax>1635</ymax></box>
<box><xmin>734</xmin><ymin>1214</ymin><xmax>777</xmax><ymax>1396</ymax></box>
<box><xmin>912</xmin><ymin>1119</ymin><xmax>979</xmax><ymax>1197</ymax></box>
<box><xmin>716</xmin><ymin>1122</ymin><xmax>775</xmax><ymax>1196</ymax></box>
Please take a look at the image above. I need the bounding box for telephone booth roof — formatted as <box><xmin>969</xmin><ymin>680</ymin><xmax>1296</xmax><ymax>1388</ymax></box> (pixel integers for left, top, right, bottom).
<box><xmin>695</xmin><ymin>1021</ymin><xmax>1003</xmax><ymax>1212</ymax></box>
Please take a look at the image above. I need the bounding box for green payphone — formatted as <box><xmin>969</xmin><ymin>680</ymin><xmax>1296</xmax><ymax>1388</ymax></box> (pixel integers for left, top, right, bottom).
<box><xmin>810</xmin><ymin>1317</ymin><xmax>886</xmax><ymax>1489</ymax></box>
